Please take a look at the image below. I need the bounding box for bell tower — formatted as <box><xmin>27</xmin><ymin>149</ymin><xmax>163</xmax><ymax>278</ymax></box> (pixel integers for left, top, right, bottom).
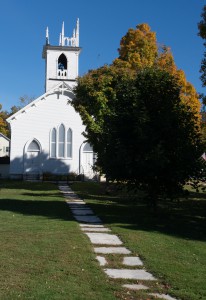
<box><xmin>42</xmin><ymin>19</ymin><xmax>81</xmax><ymax>92</ymax></box>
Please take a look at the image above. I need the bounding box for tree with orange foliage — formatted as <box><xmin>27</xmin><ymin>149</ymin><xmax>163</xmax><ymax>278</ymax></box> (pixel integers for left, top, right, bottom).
<box><xmin>115</xmin><ymin>24</ymin><xmax>200</xmax><ymax>119</ymax></box>
<box><xmin>0</xmin><ymin>104</ymin><xmax>9</xmax><ymax>137</ymax></box>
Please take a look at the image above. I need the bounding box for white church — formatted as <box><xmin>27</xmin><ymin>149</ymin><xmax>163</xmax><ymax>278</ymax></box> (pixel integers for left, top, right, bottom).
<box><xmin>7</xmin><ymin>20</ymin><xmax>95</xmax><ymax>180</ymax></box>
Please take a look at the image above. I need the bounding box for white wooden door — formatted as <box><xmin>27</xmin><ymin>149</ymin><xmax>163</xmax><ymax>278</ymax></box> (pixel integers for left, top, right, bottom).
<box><xmin>82</xmin><ymin>143</ymin><xmax>94</xmax><ymax>179</ymax></box>
<box><xmin>25</xmin><ymin>151</ymin><xmax>40</xmax><ymax>173</ymax></box>
<box><xmin>82</xmin><ymin>152</ymin><xmax>94</xmax><ymax>178</ymax></box>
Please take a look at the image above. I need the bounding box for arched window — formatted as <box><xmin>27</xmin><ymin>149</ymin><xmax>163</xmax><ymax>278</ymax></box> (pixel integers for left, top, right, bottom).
<box><xmin>67</xmin><ymin>128</ymin><xmax>72</xmax><ymax>158</ymax></box>
<box><xmin>50</xmin><ymin>125</ymin><xmax>73</xmax><ymax>159</ymax></box>
<box><xmin>51</xmin><ymin>128</ymin><xmax>56</xmax><ymax>157</ymax></box>
<box><xmin>58</xmin><ymin>124</ymin><xmax>65</xmax><ymax>157</ymax></box>
<box><xmin>58</xmin><ymin>53</ymin><xmax>67</xmax><ymax>70</ymax></box>
<box><xmin>27</xmin><ymin>140</ymin><xmax>40</xmax><ymax>152</ymax></box>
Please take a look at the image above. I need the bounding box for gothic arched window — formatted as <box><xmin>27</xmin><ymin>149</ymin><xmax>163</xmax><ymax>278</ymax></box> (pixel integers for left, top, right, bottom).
<box><xmin>27</xmin><ymin>140</ymin><xmax>40</xmax><ymax>152</ymax></box>
<box><xmin>58</xmin><ymin>124</ymin><xmax>65</xmax><ymax>158</ymax></box>
<box><xmin>51</xmin><ymin>128</ymin><xmax>57</xmax><ymax>158</ymax></box>
<box><xmin>67</xmin><ymin>128</ymin><xmax>72</xmax><ymax>158</ymax></box>
<box><xmin>58</xmin><ymin>53</ymin><xmax>67</xmax><ymax>70</ymax></box>
<box><xmin>50</xmin><ymin>125</ymin><xmax>73</xmax><ymax>159</ymax></box>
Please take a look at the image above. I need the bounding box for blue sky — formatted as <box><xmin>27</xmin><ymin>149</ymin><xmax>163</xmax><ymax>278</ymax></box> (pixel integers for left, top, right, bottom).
<box><xmin>0</xmin><ymin>0</ymin><xmax>204</xmax><ymax>111</ymax></box>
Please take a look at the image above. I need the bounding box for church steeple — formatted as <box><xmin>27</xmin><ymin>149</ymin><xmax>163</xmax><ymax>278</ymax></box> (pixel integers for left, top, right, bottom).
<box><xmin>42</xmin><ymin>19</ymin><xmax>81</xmax><ymax>92</ymax></box>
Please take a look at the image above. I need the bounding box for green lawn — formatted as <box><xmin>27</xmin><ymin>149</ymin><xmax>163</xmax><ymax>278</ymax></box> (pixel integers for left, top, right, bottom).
<box><xmin>0</xmin><ymin>181</ymin><xmax>118</xmax><ymax>300</ymax></box>
<box><xmin>0</xmin><ymin>180</ymin><xmax>205</xmax><ymax>300</ymax></box>
<box><xmin>72</xmin><ymin>182</ymin><xmax>206</xmax><ymax>300</ymax></box>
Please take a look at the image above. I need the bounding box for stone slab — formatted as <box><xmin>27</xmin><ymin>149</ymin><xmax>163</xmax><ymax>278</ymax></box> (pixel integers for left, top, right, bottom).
<box><xmin>123</xmin><ymin>256</ymin><xmax>143</xmax><ymax>266</ymax></box>
<box><xmin>149</xmin><ymin>294</ymin><xmax>177</xmax><ymax>300</ymax></box>
<box><xmin>81</xmin><ymin>227</ymin><xmax>111</xmax><ymax>232</ymax></box>
<box><xmin>96</xmin><ymin>256</ymin><xmax>107</xmax><ymax>266</ymax></box>
<box><xmin>85</xmin><ymin>233</ymin><xmax>122</xmax><ymax>245</ymax></box>
<box><xmin>67</xmin><ymin>203</ymin><xmax>87</xmax><ymax>207</ymax></box>
<box><xmin>66</xmin><ymin>201</ymin><xmax>85</xmax><ymax>204</ymax></box>
<box><xmin>73</xmin><ymin>215</ymin><xmax>102</xmax><ymax>224</ymax></box>
<box><xmin>62</xmin><ymin>192</ymin><xmax>81</xmax><ymax>198</ymax></box>
<box><xmin>69</xmin><ymin>205</ymin><xmax>88</xmax><ymax>208</ymax></box>
<box><xmin>69</xmin><ymin>207</ymin><xmax>90</xmax><ymax>210</ymax></box>
<box><xmin>80</xmin><ymin>224</ymin><xmax>104</xmax><ymax>228</ymax></box>
<box><xmin>122</xmin><ymin>284</ymin><xmax>148</xmax><ymax>290</ymax></box>
<box><xmin>66</xmin><ymin>198</ymin><xmax>82</xmax><ymax>201</ymax></box>
<box><xmin>94</xmin><ymin>247</ymin><xmax>131</xmax><ymax>254</ymax></box>
<box><xmin>104</xmin><ymin>269</ymin><xmax>156</xmax><ymax>280</ymax></box>
<box><xmin>66</xmin><ymin>197</ymin><xmax>82</xmax><ymax>201</ymax></box>
<box><xmin>62</xmin><ymin>192</ymin><xmax>79</xmax><ymax>196</ymax></box>
<box><xmin>65</xmin><ymin>199</ymin><xmax>86</xmax><ymax>206</ymax></box>
<box><xmin>66</xmin><ymin>199</ymin><xmax>83</xmax><ymax>202</ymax></box>
<box><xmin>71</xmin><ymin>209</ymin><xmax>94</xmax><ymax>215</ymax></box>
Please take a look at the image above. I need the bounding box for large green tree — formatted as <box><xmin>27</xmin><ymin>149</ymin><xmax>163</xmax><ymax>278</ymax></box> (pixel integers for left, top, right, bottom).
<box><xmin>73</xmin><ymin>24</ymin><xmax>203</xmax><ymax>203</ymax></box>
<box><xmin>74</xmin><ymin>67</ymin><xmax>202</xmax><ymax>203</ymax></box>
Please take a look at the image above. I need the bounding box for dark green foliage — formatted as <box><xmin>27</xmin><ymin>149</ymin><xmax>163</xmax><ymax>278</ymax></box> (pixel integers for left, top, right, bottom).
<box><xmin>74</xmin><ymin>68</ymin><xmax>203</xmax><ymax>204</ymax></box>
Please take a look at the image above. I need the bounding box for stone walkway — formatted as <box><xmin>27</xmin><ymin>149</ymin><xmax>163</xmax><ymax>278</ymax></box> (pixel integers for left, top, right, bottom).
<box><xmin>59</xmin><ymin>184</ymin><xmax>178</xmax><ymax>300</ymax></box>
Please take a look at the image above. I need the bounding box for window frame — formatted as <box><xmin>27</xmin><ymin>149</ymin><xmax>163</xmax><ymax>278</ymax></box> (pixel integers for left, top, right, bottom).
<box><xmin>50</xmin><ymin>125</ymin><xmax>73</xmax><ymax>159</ymax></box>
<box><xmin>58</xmin><ymin>124</ymin><xmax>65</xmax><ymax>158</ymax></box>
<box><xmin>50</xmin><ymin>128</ymin><xmax>57</xmax><ymax>158</ymax></box>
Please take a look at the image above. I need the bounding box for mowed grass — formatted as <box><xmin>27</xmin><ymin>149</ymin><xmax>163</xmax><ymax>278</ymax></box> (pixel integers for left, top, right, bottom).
<box><xmin>0</xmin><ymin>181</ymin><xmax>118</xmax><ymax>300</ymax></box>
<box><xmin>72</xmin><ymin>182</ymin><xmax>206</xmax><ymax>300</ymax></box>
<box><xmin>1</xmin><ymin>180</ymin><xmax>205</xmax><ymax>300</ymax></box>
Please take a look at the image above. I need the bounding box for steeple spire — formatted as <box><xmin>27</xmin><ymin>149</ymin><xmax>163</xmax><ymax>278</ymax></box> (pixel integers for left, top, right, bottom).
<box><xmin>46</xmin><ymin>26</ymin><xmax>49</xmax><ymax>45</ymax></box>
<box><xmin>61</xmin><ymin>21</ymin><xmax>65</xmax><ymax>42</ymax></box>
<box><xmin>75</xmin><ymin>18</ymin><xmax>79</xmax><ymax>47</ymax></box>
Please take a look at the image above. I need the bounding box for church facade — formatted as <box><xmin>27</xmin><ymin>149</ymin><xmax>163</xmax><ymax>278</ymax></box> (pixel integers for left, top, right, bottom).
<box><xmin>7</xmin><ymin>20</ymin><xmax>95</xmax><ymax>180</ymax></box>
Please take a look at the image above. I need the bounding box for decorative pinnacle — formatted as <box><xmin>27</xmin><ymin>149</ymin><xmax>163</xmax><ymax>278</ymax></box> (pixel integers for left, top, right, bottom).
<box><xmin>46</xmin><ymin>26</ymin><xmax>49</xmax><ymax>45</ymax></box>
<box><xmin>59</xmin><ymin>19</ymin><xmax>79</xmax><ymax>47</ymax></box>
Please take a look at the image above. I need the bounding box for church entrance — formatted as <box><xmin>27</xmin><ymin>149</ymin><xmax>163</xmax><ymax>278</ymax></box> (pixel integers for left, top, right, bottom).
<box><xmin>81</xmin><ymin>142</ymin><xmax>94</xmax><ymax>179</ymax></box>
<box><xmin>24</xmin><ymin>140</ymin><xmax>41</xmax><ymax>174</ymax></box>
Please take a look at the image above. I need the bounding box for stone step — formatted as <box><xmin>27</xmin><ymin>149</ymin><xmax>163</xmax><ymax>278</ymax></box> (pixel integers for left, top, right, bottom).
<box><xmin>85</xmin><ymin>233</ymin><xmax>122</xmax><ymax>245</ymax></box>
<box><xmin>80</xmin><ymin>224</ymin><xmax>104</xmax><ymax>228</ymax></box>
<box><xmin>122</xmin><ymin>256</ymin><xmax>143</xmax><ymax>266</ymax></box>
<box><xmin>81</xmin><ymin>227</ymin><xmax>111</xmax><ymax>232</ymax></box>
<box><xmin>94</xmin><ymin>247</ymin><xmax>131</xmax><ymax>254</ymax></box>
<box><xmin>96</xmin><ymin>256</ymin><xmax>107</xmax><ymax>266</ymax></box>
<box><xmin>122</xmin><ymin>284</ymin><xmax>149</xmax><ymax>290</ymax></box>
<box><xmin>149</xmin><ymin>293</ymin><xmax>177</xmax><ymax>300</ymax></box>
<box><xmin>74</xmin><ymin>215</ymin><xmax>102</xmax><ymax>224</ymax></box>
<box><xmin>104</xmin><ymin>268</ymin><xmax>156</xmax><ymax>280</ymax></box>
<box><xmin>71</xmin><ymin>209</ymin><xmax>94</xmax><ymax>215</ymax></box>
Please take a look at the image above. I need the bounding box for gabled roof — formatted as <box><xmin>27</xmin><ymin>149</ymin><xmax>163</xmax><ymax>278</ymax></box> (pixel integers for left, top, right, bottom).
<box><xmin>6</xmin><ymin>81</ymin><xmax>74</xmax><ymax>123</ymax></box>
<box><xmin>0</xmin><ymin>132</ymin><xmax>10</xmax><ymax>142</ymax></box>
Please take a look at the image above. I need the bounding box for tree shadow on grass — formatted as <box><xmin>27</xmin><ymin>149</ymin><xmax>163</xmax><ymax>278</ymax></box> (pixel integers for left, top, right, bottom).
<box><xmin>0</xmin><ymin>180</ymin><xmax>57</xmax><ymax>191</ymax></box>
<box><xmin>22</xmin><ymin>192</ymin><xmax>61</xmax><ymax>198</ymax></box>
<box><xmin>74</xmin><ymin>187</ymin><xmax>206</xmax><ymax>242</ymax></box>
<box><xmin>0</xmin><ymin>198</ymin><xmax>74</xmax><ymax>221</ymax></box>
